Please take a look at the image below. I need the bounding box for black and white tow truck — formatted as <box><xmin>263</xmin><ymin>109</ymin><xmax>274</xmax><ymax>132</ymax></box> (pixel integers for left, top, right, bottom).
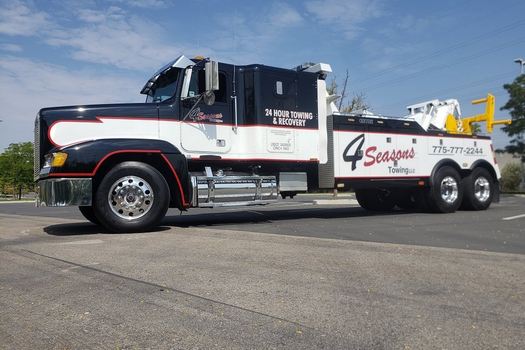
<box><xmin>34</xmin><ymin>55</ymin><xmax>511</xmax><ymax>232</ymax></box>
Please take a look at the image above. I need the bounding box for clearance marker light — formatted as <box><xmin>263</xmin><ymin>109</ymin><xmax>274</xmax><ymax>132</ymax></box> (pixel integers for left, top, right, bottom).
<box><xmin>418</xmin><ymin>180</ymin><xmax>425</xmax><ymax>186</ymax></box>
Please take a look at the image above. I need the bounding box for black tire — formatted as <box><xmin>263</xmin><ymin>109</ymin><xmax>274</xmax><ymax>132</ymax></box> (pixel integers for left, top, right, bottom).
<box><xmin>461</xmin><ymin>168</ymin><xmax>494</xmax><ymax>210</ymax></box>
<box><xmin>93</xmin><ymin>162</ymin><xmax>170</xmax><ymax>232</ymax></box>
<box><xmin>355</xmin><ymin>189</ymin><xmax>395</xmax><ymax>211</ymax></box>
<box><xmin>79</xmin><ymin>206</ymin><xmax>101</xmax><ymax>225</ymax></box>
<box><xmin>426</xmin><ymin>166</ymin><xmax>463</xmax><ymax>213</ymax></box>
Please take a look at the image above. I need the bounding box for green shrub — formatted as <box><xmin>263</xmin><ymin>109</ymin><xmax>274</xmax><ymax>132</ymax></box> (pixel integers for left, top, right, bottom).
<box><xmin>500</xmin><ymin>163</ymin><xmax>523</xmax><ymax>192</ymax></box>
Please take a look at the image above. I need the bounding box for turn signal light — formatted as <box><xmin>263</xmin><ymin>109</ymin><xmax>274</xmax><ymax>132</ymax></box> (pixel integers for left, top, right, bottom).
<box><xmin>51</xmin><ymin>152</ymin><xmax>68</xmax><ymax>167</ymax></box>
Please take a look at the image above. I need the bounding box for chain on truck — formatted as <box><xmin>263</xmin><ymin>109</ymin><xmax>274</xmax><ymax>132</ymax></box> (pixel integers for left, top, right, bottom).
<box><xmin>34</xmin><ymin>55</ymin><xmax>512</xmax><ymax>232</ymax></box>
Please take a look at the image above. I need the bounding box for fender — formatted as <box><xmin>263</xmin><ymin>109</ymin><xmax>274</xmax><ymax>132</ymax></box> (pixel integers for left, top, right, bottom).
<box><xmin>46</xmin><ymin>139</ymin><xmax>190</xmax><ymax>208</ymax></box>
<box><xmin>428</xmin><ymin>158</ymin><xmax>462</xmax><ymax>186</ymax></box>
<box><xmin>469</xmin><ymin>159</ymin><xmax>498</xmax><ymax>180</ymax></box>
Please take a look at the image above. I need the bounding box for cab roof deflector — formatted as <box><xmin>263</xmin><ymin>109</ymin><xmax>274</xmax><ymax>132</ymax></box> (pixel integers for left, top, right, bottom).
<box><xmin>140</xmin><ymin>55</ymin><xmax>194</xmax><ymax>95</ymax></box>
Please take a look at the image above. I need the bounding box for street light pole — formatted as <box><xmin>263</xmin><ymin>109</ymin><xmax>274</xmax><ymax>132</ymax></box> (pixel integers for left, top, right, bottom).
<box><xmin>514</xmin><ymin>58</ymin><xmax>525</xmax><ymax>75</ymax></box>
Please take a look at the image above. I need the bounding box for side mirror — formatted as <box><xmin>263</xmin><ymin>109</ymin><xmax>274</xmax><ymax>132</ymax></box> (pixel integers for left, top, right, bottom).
<box><xmin>205</xmin><ymin>61</ymin><xmax>219</xmax><ymax>92</ymax></box>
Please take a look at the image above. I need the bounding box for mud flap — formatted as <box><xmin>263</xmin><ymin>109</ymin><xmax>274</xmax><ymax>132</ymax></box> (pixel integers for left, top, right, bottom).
<box><xmin>493</xmin><ymin>181</ymin><xmax>500</xmax><ymax>203</ymax></box>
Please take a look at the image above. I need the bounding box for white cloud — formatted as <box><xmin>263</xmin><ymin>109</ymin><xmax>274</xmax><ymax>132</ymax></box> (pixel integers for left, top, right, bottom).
<box><xmin>0</xmin><ymin>43</ymin><xmax>23</xmax><ymax>52</ymax></box>
<box><xmin>77</xmin><ymin>6</ymin><xmax>126</xmax><ymax>23</ymax></box>
<box><xmin>45</xmin><ymin>7</ymin><xmax>189</xmax><ymax>71</ymax></box>
<box><xmin>0</xmin><ymin>56</ymin><xmax>143</xmax><ymax>149</ymax></box>
<box><xmin>110</xmin><ymin>0</ymin><xmax>171</xmax><ymax>8</ymax></box>
<box><xmin>305</xmin><ymin>0</ymin><xmax>383</xmax><ymax>39</ymax></box>
<box><xmin>269</xmin><ymin>2</ymin><xmax>303</xmax><ymax>27</ymax></box>
<box><xmin>0</xmin><ymin>0</ymin><xmax>51</xmax><ymax>36</ymax></box>
<box><xmin>396</xmin><ymin>15</ymin><xmax>430</xmax><ymax>31</ymax></box>
<box><xmin>0</xmin><ymin>1</ymin><xmax>190</xmax><ymax>72</ymax></box>
<box><xmin>211</xmin><ymin>3</ymin><xmax>304</xmax><ymax>64</ymax></box>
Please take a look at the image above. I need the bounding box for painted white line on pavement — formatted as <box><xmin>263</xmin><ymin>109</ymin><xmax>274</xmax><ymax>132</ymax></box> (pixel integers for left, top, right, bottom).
<box><xmin>58</xmin><ymin>239</ymin><xmax>104</xmax><ymax>245</ymax></box>
<box><xmin>0</xmin><ymin>200</ymin><xmax>35</xmax><ymax>204</ymax></box>
<box><xmin>502</xmin><ymin>213</ymin><xmax>525</xmax><ymax>221</ymax></box>
<box><xmin>313</xmin><ymin>199</ymin><xmax>359</xmax><ymax>205</ymax></box>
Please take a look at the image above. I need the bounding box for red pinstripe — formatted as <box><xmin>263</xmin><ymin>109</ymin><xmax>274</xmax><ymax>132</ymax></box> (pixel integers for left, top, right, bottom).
<box><xmin>47</xmin><ymin>149</ymin><xmax>189</xmax><ymax>208</ymax></box>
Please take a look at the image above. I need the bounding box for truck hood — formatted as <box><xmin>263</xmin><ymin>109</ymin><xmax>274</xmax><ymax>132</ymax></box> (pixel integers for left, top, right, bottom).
<box><xmin>35</xmin><ymin>102</ymin><xmax>160</xmax><ymax>172</ymax></box>
<box><xmin>39</xmin><ymin>102</ymin><xmax>152</xmax><ymax>115</ymax></box>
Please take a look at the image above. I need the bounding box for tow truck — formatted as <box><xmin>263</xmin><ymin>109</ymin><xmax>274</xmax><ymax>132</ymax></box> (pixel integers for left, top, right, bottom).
<box><xmin>34</xmin><ymin>55</ymin><xmax>511</xmax><ymax>232</ymax></box>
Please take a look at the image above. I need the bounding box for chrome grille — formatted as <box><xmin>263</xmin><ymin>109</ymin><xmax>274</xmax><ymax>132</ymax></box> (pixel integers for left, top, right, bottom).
<box><xmin>34</xmin><ymin>114</ymin><xmax>40</xmax><ymax>179</ymax></box>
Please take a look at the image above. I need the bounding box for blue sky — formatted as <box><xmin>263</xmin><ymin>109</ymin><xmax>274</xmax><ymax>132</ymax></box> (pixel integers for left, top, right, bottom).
<box><xmin>0</xmin><ymin>0</ymin><xmax>524</xmax><ymax>151</ymax></box>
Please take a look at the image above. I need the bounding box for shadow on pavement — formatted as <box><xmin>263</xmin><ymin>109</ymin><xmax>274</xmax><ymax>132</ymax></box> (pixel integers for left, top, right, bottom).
<box><xmin>44</xmin><ymin>222</ymin><xmax>171</xmax><ymax>236</ymax></box>
<box><xmin>163</xmin><ymin>206</ymin><xmax>411</xmax><ymax>228</ymax></box>
<box><xmin>42</xmin><ymin>207</ymin><xmax>411</xmax><ymax>235</ymax></box>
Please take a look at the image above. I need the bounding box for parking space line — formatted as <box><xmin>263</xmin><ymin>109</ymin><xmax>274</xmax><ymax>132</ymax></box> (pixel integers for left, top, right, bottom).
<box><xmin>502</xmin><ymin>213</ymin><xmax>525</xmax><ymax>221</ymax></box>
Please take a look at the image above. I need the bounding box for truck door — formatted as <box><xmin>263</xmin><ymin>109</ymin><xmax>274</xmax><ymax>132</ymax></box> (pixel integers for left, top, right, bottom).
<box><xmin>179</xmin><ymin>64</ymin><xmax>233</xmax><ymax>154</ymax></box>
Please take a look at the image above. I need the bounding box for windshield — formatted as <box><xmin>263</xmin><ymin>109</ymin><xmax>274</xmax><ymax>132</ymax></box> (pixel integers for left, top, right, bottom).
<box><xmin>146</xmin><ymin>67</ymin><xmax>181</xmax><ymax>103</ymax></box>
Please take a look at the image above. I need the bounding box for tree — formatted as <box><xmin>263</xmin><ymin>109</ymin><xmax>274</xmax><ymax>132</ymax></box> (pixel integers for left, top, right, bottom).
<box><xmin>341</xmin><ymin>92</ymin><xmax>369</xmax><ymax>113</ymax></box>
<box><xmin>327</xmin><ymin>72</ymin><xmax>370</xmax><ymax>113</ymax></box>
<box><xmin>501</xmin><ymin>74</ymin><xmax>525</xmax><ymax>157</ymax></box>
<box><xmin>0</xmin><ymin>142</ymin><xmax>34</xmax><ymax>199</ymax></box>
<box><xmin>500</xmin><ymin>163</ymin><xmax>523</xmax><ymax>192</ymax></box>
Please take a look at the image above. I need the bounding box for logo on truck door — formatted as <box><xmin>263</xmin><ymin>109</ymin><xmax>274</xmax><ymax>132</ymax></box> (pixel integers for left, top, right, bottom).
<box><xmin>342</xmin><ymin>133</ymin><xmax>365</xmax><ymax>170</ymax></box>
<box><xmin>343</xmin><ymin>133</ymin><xmax>416</xmax><ymax>170</ymax></box>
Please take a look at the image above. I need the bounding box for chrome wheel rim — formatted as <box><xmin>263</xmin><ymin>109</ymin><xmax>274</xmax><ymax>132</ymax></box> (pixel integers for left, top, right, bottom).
<box><xmin>108</xmin><ymin>176</ymin><xmax>154</xmax><ymax>220</ymax></box>
<box><xmin>474</xmin><ymin>176</ymin><xmax>490</xmax><ymax>202</ymax></box>
<box><xmin>440</xmin><ymin>176</ymin><xmax>458</xmax><ymax>204</ymax></box>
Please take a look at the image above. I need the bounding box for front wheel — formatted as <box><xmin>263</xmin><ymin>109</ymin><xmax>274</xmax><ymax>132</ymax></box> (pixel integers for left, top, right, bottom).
<box><xmin>93</xmin><ymin>162</ymin><xmax>170</xmax><ymax>232</ymax></box>
<box><xmin>79</xmin><ymin>206</ymin><xmax>101</xmax><ymax>226</ymax></box>
<box><xmin>461</xmin><ymin>168</ymin><xmax>494</xmax><ymax>210</ymax></box>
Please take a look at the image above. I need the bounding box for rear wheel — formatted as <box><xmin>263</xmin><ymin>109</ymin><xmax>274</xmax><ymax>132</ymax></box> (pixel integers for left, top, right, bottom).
<box><xmin>79</xmin><ymin>206</ymin><xmax>100</xmax><ymax>226</ymax></box>
<box><xmin>355</xmin><ymin>189</ymin><xmax>395</xmax><ymax>211</ymax></box>
<box><xmin>461</xmin><ymin>168</ymin><xmax>494</xmax><ymax>210</ymax></box>
<box><xmin>93</xmin><ymin>162</ymin><xmax>170</xmax><ymax>232</ymax></box>
<box><xmin>426</xmin><ymin>166</ymin><xmax>463</xmax><ymax>213</ymax></box>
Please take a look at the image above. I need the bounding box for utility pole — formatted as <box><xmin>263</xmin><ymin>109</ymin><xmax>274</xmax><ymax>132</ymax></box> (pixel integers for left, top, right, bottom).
<box><xmin>514</xmin><ymin>58</ymin><xmax>525</xmax><ymax>74</ymax></box>
<box><xmin>338</xmin><ymin>69</ymin><xmax>349</xmax><ymax>111</ymax></box>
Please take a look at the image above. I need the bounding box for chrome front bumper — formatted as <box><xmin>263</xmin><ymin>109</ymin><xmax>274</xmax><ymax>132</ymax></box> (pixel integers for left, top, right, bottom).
<box><xmin>37</xmin><ymin>178</ymin><xmax>92</xmax><ymax>207</ymax></box>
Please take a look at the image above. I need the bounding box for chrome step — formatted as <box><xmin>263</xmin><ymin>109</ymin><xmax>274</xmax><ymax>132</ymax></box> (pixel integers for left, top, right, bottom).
<box><xmin>191</xmin><ymin>175</ymin><xmax>277</xmax><ymax>208</ymax></box>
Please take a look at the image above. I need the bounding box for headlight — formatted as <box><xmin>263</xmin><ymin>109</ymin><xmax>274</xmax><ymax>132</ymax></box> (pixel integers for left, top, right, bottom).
<box><xmin>43</xmin><ymin>152</ymin><xmax>68</xmax><ymax>168</ymax></box>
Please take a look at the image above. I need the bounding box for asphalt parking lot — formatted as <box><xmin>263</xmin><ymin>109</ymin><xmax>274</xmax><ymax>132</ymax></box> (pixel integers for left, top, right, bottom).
<box><xmin>1</xmin><ymin>194</ymin><xmax>525</xmax><ymax>349</ymax></box>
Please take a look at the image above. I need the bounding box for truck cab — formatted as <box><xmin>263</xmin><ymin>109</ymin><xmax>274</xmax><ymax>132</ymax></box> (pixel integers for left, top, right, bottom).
<box><xmin>35</xmin><ymin>55</ymin><xmax>334</xmax><ymax>231</ymax></box>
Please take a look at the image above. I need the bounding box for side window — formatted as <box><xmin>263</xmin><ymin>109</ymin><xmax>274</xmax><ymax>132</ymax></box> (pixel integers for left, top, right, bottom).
<box><xmin>215</xmin><ymin>73</ymin><xmax>227</xmax><ymax>103</ymax></box>
<box><xmin>187</xmin><ymin>69</ymin><xmax>228</xmax><ymax>103</ymax></box>
<box><xmin>188</xmin><ymin>69</ymin><xmax>205</xmax><ymax>97</ymax></box>
<box><xmin>244</xmin><ymin>71</ymin><xmax>256</xmax><ymax>124</ymax></box>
